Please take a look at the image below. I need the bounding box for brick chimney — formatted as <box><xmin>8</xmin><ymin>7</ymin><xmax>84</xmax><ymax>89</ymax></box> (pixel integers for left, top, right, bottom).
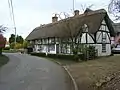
<box><xmin>74</xmin><ymin>10</ymin><xmax>79</xmax><ymax>16</ymax></box>
<box><xmin>52</xmin><ymin>14</ymin><xmax>58</xmax><ymax>23</ymax></box>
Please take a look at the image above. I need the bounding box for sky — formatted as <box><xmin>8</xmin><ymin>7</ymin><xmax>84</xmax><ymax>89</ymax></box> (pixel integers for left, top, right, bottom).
<box><xmin>0</xmin><ymin>0</ymin><xmax>116</xmax><ymax>40</ymax></box>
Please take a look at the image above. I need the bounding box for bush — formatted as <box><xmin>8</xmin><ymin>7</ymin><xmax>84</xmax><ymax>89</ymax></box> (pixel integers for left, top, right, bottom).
<box><xmin>47</xmin><ymin>53</ymin><xmax>83</xmax><ymax>61</ymax></box>
<box><xmin>31</xmin><ymin>52</ymin><xmax>46</xmax><ymax>57</ymax></box>
<box><xmin>4</xmin><ymin>47</ymin><xmax>10</xmax><ymax>50</ymax></box>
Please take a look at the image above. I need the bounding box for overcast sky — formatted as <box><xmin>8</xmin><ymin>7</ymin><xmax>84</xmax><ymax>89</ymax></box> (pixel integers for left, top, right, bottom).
<box><xmin>0</xmin><ymin>0</ymin><xmax>114</xmax><ymax>40</ymax></box>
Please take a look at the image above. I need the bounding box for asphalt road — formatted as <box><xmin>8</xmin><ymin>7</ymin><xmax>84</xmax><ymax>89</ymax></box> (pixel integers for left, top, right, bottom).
<box><xmin>0</xmin><ymin>53</ymin><xmax>71</xmax><ymax>90</ymax></box>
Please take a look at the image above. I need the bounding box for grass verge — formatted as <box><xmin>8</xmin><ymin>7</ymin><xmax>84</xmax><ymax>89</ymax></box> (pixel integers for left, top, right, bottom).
<box><xmin>0</xmin><ymin>54</ymin><xmax>9</xmax><ymax>68</ymax></box>
<box><xmin>3</xmin><ymin>50</ymin><xmax>19</xmax><ymax>53</ymax></box>
<box><xmin>67</xmin><ymin>55</ymin><xmax>120</xmax><ymax>90</ymax></box>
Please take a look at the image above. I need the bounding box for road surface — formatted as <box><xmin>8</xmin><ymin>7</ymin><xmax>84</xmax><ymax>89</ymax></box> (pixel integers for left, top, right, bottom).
<box><xmin>0</xmin><ymin>53</ymin><xmax>71</xmax><ymax>90</ymax></box>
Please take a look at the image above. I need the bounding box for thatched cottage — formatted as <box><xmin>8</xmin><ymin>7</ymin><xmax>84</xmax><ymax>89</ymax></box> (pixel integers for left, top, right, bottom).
<box><xmin>26</xmin><ymin>9</ymin><xmax>115</xmax><ymax>56</ymax></box>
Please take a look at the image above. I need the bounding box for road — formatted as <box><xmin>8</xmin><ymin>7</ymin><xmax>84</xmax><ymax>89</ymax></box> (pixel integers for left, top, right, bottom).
<box><xmin>0</xmin><ymin>53</ymin><xmax>71</xmax><ymax>90</ymax></box>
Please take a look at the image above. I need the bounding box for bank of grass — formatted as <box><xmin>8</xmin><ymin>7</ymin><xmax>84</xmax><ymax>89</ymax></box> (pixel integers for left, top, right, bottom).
<box><xmin>67</xmin><ymin>55</ymin><xmax>120</xmax><ymax>90</ymax></box>
<box><xmin>0</xmin><ymin>55</ymin><xmax>9</xmax><ymax>67</ymax></box>
<box><xmin>3</xmin><ymin>49</ymin><xmax>19</xmax><ymax>53</ymax></box>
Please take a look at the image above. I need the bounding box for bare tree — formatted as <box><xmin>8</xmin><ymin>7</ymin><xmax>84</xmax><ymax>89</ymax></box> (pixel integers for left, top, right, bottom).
<box><xmin>108</xmin><ymin>0</ymin><xmax>120</xmax><ymax>20</ymax></box>
<box><xmin>80</xmin><ymin>4</ymin><xmax>94</xmax><ymax>12</ymax></box>
<box><xmin>54</xmin><ymin>12</ymin><xmax>84</xmax><ymax>55</ymax></box>
<box><xmin>0</xmin><ymin>25</ymin><xmax>7</xmax><ymax>33</ymax></box>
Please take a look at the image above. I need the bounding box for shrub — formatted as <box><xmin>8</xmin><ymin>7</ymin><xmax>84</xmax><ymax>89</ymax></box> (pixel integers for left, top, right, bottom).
<box><xmin>47</xmin><ymin>54</ymin><xmax>57</xmax><ymax>58</ymax></box>
<box><xmin>4</xmin><ymin>47</ymin><xmax>10</xmax><ymax>50</ymax></box>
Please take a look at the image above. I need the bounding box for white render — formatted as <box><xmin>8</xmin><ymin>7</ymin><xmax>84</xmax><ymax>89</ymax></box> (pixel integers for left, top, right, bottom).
<box><xmin>95</xmin><ymin>44</ymin><xmax>111</xmax><ymax>56</ymax></box>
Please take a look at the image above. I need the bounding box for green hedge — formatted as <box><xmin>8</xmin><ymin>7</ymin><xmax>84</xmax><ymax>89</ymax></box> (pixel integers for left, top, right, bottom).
<box><xmin>31</xmin><ymin>52</ymin><xmax>84</xmax><ymax>61</ymax></box>
<box><xmin>30</xmin><ymin>52</ymin><xmax>46</xmax><ymax>57</ymax></box>
<box><xmin>47</xmin><ymin>54</ymin><xmax>75</xmax><ymax>60</ymax></box>
<box><xmin>47</xmin><ymin>53</ymin><xmax>84</xmax><ymax>61</ymax></box>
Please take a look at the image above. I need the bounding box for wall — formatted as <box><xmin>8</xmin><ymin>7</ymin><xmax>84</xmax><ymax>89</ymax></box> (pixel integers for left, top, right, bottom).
<box><xmin>33</xmin><ymin>44</ymin><xmax>57</xmax><ymax>54</ymax></box>
<box><xmin>95</xmin><ymin>19</ymin><xmax>111</xmax><ymax>56</ymax></box>
<box><xmin>81</xmin><ymin>33</ymin><xmax>94</xmax><ymax>43</ymax></box>
<box><xmin>95</xmin><ymin>44</ymin><xmax>111</xmax><ymax>56</ymax></box>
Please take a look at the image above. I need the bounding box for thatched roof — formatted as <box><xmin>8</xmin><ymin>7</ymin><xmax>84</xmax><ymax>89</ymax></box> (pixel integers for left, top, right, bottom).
<box><xmin>26</xmin><ymin>9</ymin><xmax>115</xmax><ymax>40</ymax></box>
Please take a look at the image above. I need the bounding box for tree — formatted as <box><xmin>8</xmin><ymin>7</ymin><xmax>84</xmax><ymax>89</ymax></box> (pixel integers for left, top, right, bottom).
<box><xmin>108</xmin><ymin>0</ymin><xmax>120</xmax><ymax>20</ymax></box>
<box><xmin>0</xmin><ymin>25</ymin><xmax>7</xmax><ymax>55</ymax></box>
<box><xmin>9</xmin><ymin>34</ymin><xmax>24</xmax><ymax>49</ymax></box>
<box><xmin>23</xmin><ymin>40</ymin><xmax>29</xmax><ymax>49</ymax></box>
<box><xmin>0</xmin><ymin>34</ymin><xmax>6</xmax><ymax>55</ymax></box>
<box><xmin>0</xmin><ymin>25</ymin><xmax>7</xmax><ymax>33</ymax></box>
<box><xmin>14</xmin><ymin>43</ymin><xmax>23</xmax><ymax>49</ymax></box>
<box><xmin>16</xmin><ymin>35</ymin><xmax>24</xmax><ymax>44</ymax></box>
<box><xmin>9</xmin><ymin>34</ymin><xmax>15</xmax><ymax>44</ymax></box>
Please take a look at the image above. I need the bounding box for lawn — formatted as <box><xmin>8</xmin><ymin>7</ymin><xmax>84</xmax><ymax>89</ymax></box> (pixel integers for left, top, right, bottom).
<box><xmin>66</xmin><ymin>55</ymin><xmax>120</xmax><ymax>90</ymax></box>
<box><xmin>0</xmin><ymin>55</ymin><xmax>9</xmax><ymax>68</ymax></box>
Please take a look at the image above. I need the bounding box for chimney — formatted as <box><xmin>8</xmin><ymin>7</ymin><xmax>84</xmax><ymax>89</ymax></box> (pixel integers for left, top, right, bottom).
<box><xmin>74</xmin><ymin>10</ymin><xmax>79</xmax><ymax>16</ymax></box>
<box><xmin>52</xmin><ymin>14</ymin><xmax>58</xmax><ymax>23</ymax></box>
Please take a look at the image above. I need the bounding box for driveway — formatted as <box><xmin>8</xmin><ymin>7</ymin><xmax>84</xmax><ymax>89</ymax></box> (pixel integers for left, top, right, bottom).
<box><xmin>0</xmin><ymin>53</ymin><xmax>71</xmax><ymax>90</ymax></box>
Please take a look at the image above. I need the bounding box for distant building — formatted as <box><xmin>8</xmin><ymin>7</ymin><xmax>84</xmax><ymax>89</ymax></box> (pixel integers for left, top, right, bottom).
<box><xmin>26</xmin><ymin>9</ymin><xmax>115</xmax><ymax>56</ymax></box>
<box><xmin>112</xmin><ymin>23</ymin><xmax>120</xmax><ymax>45</ymax></box>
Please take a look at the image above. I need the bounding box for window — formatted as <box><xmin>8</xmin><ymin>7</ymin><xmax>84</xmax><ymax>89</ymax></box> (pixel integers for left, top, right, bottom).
<box><xmin>38</xmin><ymin>45</ymin><xmax>43</xmax><ymax>51</ymax></box>
<box><xmin>102</xmin><ymin>32</ymin><xmax>106</xmax><ymax>52</ymax></box>
<box><xmin>83</xmin><ymin>24</ymin><xmax>88</xmax><ymax>32</ymax></box>
<box><xmin>102</xmin><ymin>43</ymin><xmax>106</xmax><ymax>52</ymax></box>
<box><xmin>102</xmin><ymin>32</ymin><xmax>106</xmax><ymax>43</ymax></box>
<box><xmin>100</xmin><ymin>25</ymin><xmax>106</xmax><ymax>30</ymax></box>
<box><xmin>49</xmin><ymin>38</ymin><xmax>55</xmax><ymax>44</ymax></box>
<box><xmin>49</xmin><ymin>45</ymin><xmax>55</xmax><ymax>51</ymax></box>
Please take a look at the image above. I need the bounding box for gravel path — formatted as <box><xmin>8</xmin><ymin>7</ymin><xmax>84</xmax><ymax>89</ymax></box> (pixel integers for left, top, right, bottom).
<box><xmin>0</xmin><ymin>53</ymin><xmax>71</xmax><ymax>90</ymax></box>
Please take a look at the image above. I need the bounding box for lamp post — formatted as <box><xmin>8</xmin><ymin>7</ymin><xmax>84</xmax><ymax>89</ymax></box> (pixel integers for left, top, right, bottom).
<box><xmin>73</xmin><ymin>0</ymin><xmax>75</xmax><ymax>11</ymax></box>
<box><xmin>14</xmin><ymin>27</ymin><xmax>16</xmax><ymax>49</ymax></box>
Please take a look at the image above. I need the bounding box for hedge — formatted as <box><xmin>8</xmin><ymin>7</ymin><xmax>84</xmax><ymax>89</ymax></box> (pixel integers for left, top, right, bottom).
<box><xmin>47</xmin><ymin>54</ymin><xmax>75</xmax><ymax>60</ymax></box>
<box><xmin>30</xmin><ymin>52</ymin><xmax>84</xmax><ymax>61</ymax></box>
<box><xmin>30</xmin><ymin>52</ymin><xmax>46</xmax><ymax>57</ymax></box>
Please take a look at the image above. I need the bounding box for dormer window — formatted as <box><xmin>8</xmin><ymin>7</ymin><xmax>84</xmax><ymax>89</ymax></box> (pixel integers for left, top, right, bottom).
<box><xmin>83</xmin><ymin>24</ymin><xmax>88</xmax><ymax>32</ymax></box>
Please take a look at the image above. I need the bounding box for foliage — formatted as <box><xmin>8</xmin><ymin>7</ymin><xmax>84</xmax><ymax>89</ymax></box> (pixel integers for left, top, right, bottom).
<box><xmin>0</xmin><ymin>34</ymin><xmax>6</xmax><ymax>55</ymax></box>
<box><xmin>9</xmin><ymin>34</ymin><xmax>24</xmax><ymax>44</ymax></box>
<box><xmin>4</xmin><ymin>47</ymin><xmax>10</xmax><ymax>50</ymax></box>
<box><xmin>16</xmin><ymin>35</ymin><xmax>24</xmax><ymax>44</ymax></box>
<box><xmin>9</xmin><ymin>34</ymin><xmax>15</xmax><ymax>44</ymax></box>
<box><xmin>80</xmin><ymin>45</ymin><xmax>97</xmax><ymax>60</ymax></box>
<box><xmin>10</xmin><ymin>42</ymin><xmax>15</xmax><ymax>49</ymax></box>
<box><xmin>14</xmin><ymin>43</ymin><xmax>23</xmax><ymax>49</ymax></box>
<box><xmin>23</xmin><ymin>40</ymin><xmax>29</xmax><ymax>49</ymax></box>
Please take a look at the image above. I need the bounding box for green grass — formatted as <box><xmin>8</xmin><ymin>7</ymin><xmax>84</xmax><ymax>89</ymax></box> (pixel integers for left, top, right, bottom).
<box><xmin>3</xmin><ymin>50</ymin><xmax>19</xmax><ymax>53</ymax></box>
<box><xmin>0</xmin><ymin>55</ymin><xmax>9</xmax><ymax>67</ymax></box>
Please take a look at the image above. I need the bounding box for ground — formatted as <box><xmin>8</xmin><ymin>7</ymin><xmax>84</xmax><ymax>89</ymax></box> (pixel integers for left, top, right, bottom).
<box><xmin>66</xmin><ymin>55</ymin><xmax>120</xmax><ymax>90</ymax></box>
<box><xmin>0</xmin><ymin>54</ymin><xmax>9</xmax><ymax>67</ymax></box>
<box><xmin>0</xmin><ymin>53</ymin><xmax>72</xmax><ymax>90</ymax></box>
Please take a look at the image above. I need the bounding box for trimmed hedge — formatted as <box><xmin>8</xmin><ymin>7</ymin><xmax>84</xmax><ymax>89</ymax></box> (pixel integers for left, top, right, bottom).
<box><xmin>31</xmin><ymin>52</ymin><xmax>84</xmax><ymax>61</ymax></box>
<box><xmin>47</xmin><ymin>54</ymin><xmax>75</xmax><ymax>60</ymax></box>
<box><xmin>30</xmin><ymin>52</ymin><xmax>46</xmax><ymax>57</ymax></box>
